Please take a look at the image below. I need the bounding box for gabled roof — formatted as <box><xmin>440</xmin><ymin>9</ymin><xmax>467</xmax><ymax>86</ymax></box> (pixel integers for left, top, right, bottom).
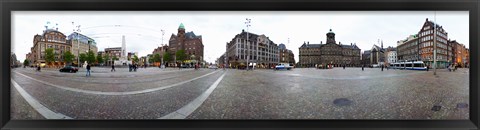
<box><xmin>185</xmin><ymin>31</ymin><xmax>202</xmax><ymax>39</ymax></box>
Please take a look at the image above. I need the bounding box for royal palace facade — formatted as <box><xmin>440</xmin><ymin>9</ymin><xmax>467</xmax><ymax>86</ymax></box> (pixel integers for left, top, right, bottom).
<box><xmin>299</xmin><ymin>29</ymin><xmax>361</xmax><ymax>67</ymax></box>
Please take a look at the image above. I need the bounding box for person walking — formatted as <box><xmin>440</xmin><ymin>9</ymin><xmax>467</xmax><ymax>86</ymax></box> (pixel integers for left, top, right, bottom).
<box><xmin>37</xmin><ymin>65</ymin><xmax>41</xmax><ymax>72</ymax></box>
<box><xmin>362</xmin><ymin>64</ymin><xmax>364</xmax><ymax>71</ymax></box>
<box><xmin>381</xmin><ymin>64</ymin><xmax>384</xmax><ymax>71</ymax></box>
<box><xmin>343</xmin><ymin>64</ymin><xmax>345</xmax><ymax>69</ymax></box>
<box><xmin>111</xmin><ymin>64</ymin><xmax>116</xmax><ymax>72</ymax></box>
<box><xmin>86</xmin><ymin>64</ymin><xmax>91</xmax><ymax>77</ymax></box>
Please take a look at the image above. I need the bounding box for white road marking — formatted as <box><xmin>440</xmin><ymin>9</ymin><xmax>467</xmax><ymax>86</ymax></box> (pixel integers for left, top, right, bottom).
<box><xmin>11</xmin><ymin>79</ymin><xmax>73</xmax><ymax>119</ymax></box>
<box><xmin>160</xmin><ymin>72</ymin><xmax>226</xmax><ymax>119</ymax></box>
<box><xmin>13</xmin><ymin>70</ymin><xmax>220</xmax><ymax>96</ymax></box>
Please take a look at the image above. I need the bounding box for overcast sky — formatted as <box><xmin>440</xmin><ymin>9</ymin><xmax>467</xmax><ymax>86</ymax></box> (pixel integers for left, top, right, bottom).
<box><xmin>12</xmin><ymin>11</ymin><xmax>468</xmax><ymax>63</ymax></box>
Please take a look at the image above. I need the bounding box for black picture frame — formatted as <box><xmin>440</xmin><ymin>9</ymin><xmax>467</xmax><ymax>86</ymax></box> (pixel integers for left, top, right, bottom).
<box><xmin>1</xmin><ymin>0</ymin><xmax>478</xmax><ymax>129</ymax></box>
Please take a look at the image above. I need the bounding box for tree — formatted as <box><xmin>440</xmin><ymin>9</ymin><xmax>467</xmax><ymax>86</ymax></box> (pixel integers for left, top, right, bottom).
<box><xmin>112</xmin><ymin>55</ymin><xmax>119</xmax><ymax>61</ymax></box>
<box><xmin>63</xmin><ymin>51</ymin><xmax>75</xmax><ymax>65</ymax></box>
<box><xmin>103</xmin><ymin>54</ymin><xmax>110</xmax><ymax>64</ymax></box>
<box><xmin>79</xmin><ymin>53</ymin><xmax>87</xmax><ymax>64</ymax></box>
<box><xmin>133</xmin><ymin>55</ymin><xmax>139</xmax><ymax>64</ymax></box>
<box><xmin>45</xmin><ymin>48</ymin><xmax>55</xmax><ymax>65</ymax></box>
<box><xmin>153</xmin><ymin>54</ymin><xmax>161</xmax><ymax>63</ymax></box>
<box><xmin>97</xmin><ymin>54</ymin><xmax>104</xmax><ymax>65</ymax></box>
<box><xmin>23</xmin><ymin>59</ymin><xmax>30</xmax><ymax>67</ymax></box>
<box><xmin>86</xmin><ymin>51</ymin><xmax>96</xmax><ymax>65</ymax></box>
<box><xmin>163</xmin><ymin>53</ymin><xmax>172</xmax><ymax>64</ymax></box>
<box><xmin>175</xmin><ymin>50</ymin><xmax>187</xmax><ymax>63</ymax></box>
<box><xmin>148</xmin><ymin>55</ymin><xmax>154</xmax><ymax>64</ymax></box>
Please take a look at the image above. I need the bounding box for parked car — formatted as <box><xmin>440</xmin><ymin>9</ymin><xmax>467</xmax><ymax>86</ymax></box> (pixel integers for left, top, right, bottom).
<box><xmin>275</xmin><ymin>63</ymin><xmax>293</xmax><ymax>70</ymax></box>
<box><xmin>59</xmin><ymin>66</ymin><xmax>78</xmax><ymax>73</ymax></box>
<box><xmin>180</xmin><ymin>64</ymin><xmax>188</xmax><ymax>68</ymax></box>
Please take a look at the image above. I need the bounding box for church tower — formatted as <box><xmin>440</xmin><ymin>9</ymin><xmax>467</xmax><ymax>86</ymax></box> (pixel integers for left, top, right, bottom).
<box><xmin>326</xmin><ymin>29</ymin><xmax>336</xmax><ymax>44</ymax></box>
<box><xmin>178</xmin><ymin>23</ymin><xmax>186</xmax><ymax>50</ymax></box>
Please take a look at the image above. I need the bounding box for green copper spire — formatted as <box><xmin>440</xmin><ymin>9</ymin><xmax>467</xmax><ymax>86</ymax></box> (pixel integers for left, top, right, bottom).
<box><xmin>179</xmin><ymin>23</ymin><xmax>185</xmax><ymax>29</ymax></box>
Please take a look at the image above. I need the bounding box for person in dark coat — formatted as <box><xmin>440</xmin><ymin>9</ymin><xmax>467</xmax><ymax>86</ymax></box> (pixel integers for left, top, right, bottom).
<box><xmin>37</xmin><ymin>65</ymin><xmax>41</xmax><ymax>72</ymax></box>
<box><xmin>111</xmin><ymin>64</ymin><xmax>115</xmax><ymax>72</ymax></box>
<box><xmin>362</xmin><ymin>64</ymin><xmax>364</xmax><ymax>71</ymax></box>
<box><xmin>86</xmin><ymin>64</ymin><xmax>91</xmax><ymax>77</ymax></box>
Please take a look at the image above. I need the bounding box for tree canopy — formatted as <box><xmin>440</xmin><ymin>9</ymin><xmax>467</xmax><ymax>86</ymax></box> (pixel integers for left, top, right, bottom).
<box><xmin>175</xmin><ymin>50</ymin><xmax>187</xmax><ymax>63</ymax></box>
<box><xmin>86</xmin><ymin>51</ymin><xmax>96</xmax><ymax>65</ymax></box>
<box><xmin>45</xmin><ymin>48</ymin><xmax>55</xmax><ymax>64</ymax></box>
<box><xmin>23</xmin><ymin>59</ymin><xmax>29</xmax><ymax>66</ymax></box>
<box><xmin>63</xmin><ymin>51</ymin><xmax>75</xmax><ymax>64</ymax></box>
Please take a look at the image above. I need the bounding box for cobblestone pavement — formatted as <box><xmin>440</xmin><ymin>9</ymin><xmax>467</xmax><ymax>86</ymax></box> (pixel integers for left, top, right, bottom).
<box><xmin>187</xmin><ymin>68</ymin><xmax>469</xmax><ymax>119</ymax></box>
<box><xmin>11</xmin><ymin>67</ymin><xmax>469</xmax><ymax>119</ymax></box>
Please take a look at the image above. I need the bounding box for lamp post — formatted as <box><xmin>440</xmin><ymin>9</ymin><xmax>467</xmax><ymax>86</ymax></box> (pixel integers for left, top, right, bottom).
<box><xmin>161</xmin><ymin>29</ymin><xmax>165</xmax><ymax>66</ymax></box>
<box><xmin>72</xmin><ymin>22</ymin><xmax>81</xmax><ymax>67</ymax></box>
<box><xmin>245</xmin><ymin>18</ymin><xmax>251</xmax><ymax>71</ymax></box>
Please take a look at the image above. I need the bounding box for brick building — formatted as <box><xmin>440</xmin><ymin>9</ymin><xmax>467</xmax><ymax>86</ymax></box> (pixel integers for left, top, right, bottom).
<box><xmin>168</xmin><ymin>23</ymin><xmax>204</xmax><ymax>66</ymax></box>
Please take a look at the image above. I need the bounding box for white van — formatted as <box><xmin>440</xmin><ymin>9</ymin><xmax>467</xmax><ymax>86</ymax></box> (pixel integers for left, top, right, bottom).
<box><xmin>275</xmin><ymin>63</ymin><xmax>293</xmax><ymax>70</ymax></box>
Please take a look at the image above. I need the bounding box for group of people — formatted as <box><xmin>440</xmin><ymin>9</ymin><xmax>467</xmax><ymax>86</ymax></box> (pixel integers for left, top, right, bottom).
<box><xmin>448</xmin><ymin>64</ymin><xmax>457</xmax><ymax>72</ymax></box>
<box><xmin>129</xmin><ymin>64</ymin><xmax>138</xmax><ymax>72</ymax></box>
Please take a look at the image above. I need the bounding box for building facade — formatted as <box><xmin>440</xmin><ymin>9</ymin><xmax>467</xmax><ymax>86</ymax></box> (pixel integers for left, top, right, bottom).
<box><xmin>384</xmin><ymin>46</ymin><xmax>397</xmax><ymax>65</ymax></box>
<box><xmin>168</xmin><ymin>23</ymin><xmax>204</xmax><ymax>66</ymax></box>
<box><xmin>28</xmin><ymin>29</ymin><xmax>70</xmax><ymax>66</ymax></box>
<box><xmin>279</xmin><ymin>43</ymin><xmax>296</xmax><ymax>65</ymax></box>
<box><xmin>299</xmin><ymin>29</ymin><xmax>361</xmax><ymax>67</ymax></box>
<box><xmin>361</xmin><ymin>50</ymin><xmax>371</xmax><ymax>66</ymax></box>
<box><xmin>418</xmin><ymin>18</ymin><xmax>451</xmax><ymax>68</ymax></box>
<box><xmin>104</xmin><ymin>47</ymin><xmax>122</xmax><ymax>65</ymax></box>
<box><xmin>225</xmin><ymin>30</ymin><xmax>279</xmax><ymax>68</ymax></box>
<box><xmin>152</xmin><ymin>45</ymin><xmax>169</xmax><ymax>66</ymax></box>
<box><xmin>397</xmin><ymin>34</ymin><xmax>420</xmax><ymax>62</ymax></box>
<box><xmin>67</xmin><ymin>32</ymin><xmax>98</xmax><ymax>64</ymax></box>
<box><xmin>449</xmin><ymin>40</ymin><xmax>468</xmax><ymax>67</ymax></box>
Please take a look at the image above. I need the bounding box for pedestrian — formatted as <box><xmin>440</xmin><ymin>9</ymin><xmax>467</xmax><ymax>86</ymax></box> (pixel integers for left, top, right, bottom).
<box><xmin>86</xmin><ymin>64</ymin><xmax>91</xmax><ymax>77</ymax></box>
<box><xmin>362</xmin><ymin>64</ymin><xmax>364</xmax><ymax>71</ymax></box>
<box><xmin>381</xmin><ymin>65</ymin><xmax>384</xmax><ymax>71</ymax></box>
<box><xmin>427</xmin><ymin>65</ymin><xmax>429</xmax><ymax>71</ymax></box>
<box><xmin>111</xmin><ymin>64</ymin><xmax>116</xmax><ymax>72</ymax></box>
<box><xmin>448</xmin><ymin>65</ymin><xmax>451</xmax><ymax>72</ymax></box>
<box><xmin>453</xmin><ymin>65</ymin><xmax>456</xmax><ymax>72</ymax></box>
<box><xmin>343</xmin><ymin>64</ymin><xmax>345</xmax><ymax>69</ymax></box>
<box><xmin>37</xmin><ymin>65</ymin><xmax>41</xmax><ymax>72</ymax></box>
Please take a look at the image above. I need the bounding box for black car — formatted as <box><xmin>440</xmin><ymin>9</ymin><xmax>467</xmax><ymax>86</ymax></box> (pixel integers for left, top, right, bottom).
<box><xmin>59</xmin><ymin>66</ymin><xmax>78</xmax><ymax>73</ymax></box>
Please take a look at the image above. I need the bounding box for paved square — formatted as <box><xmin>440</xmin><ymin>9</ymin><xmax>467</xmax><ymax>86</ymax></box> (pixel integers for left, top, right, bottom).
<box><xmin>11</xmin><ymin>67</ymin><xmax>469</xmax><ymax>119</ymax></box>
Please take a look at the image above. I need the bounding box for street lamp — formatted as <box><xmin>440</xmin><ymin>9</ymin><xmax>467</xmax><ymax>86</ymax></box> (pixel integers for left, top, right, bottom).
<box><xmin>245</xmin><ymin>18</ymin><xmax>251</xmax><ymax>71</ymax></box>
<box><xmin>161</xmin><ymin>29</ymin><xmax>165</xmax><ymax>66</ymax></box>
<box><xmin>72</xmin><ymin>22</ymin><xmax>81</xmax><ymax>67</ymax></box>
